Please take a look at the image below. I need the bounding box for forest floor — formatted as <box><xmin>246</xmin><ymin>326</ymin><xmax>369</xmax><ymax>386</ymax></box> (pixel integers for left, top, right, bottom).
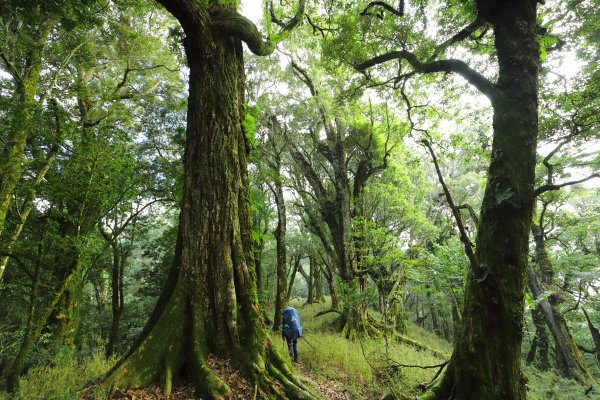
<box><xmin>1</xmin><ymin>298</ymin><xmax>598</xmax><ymax>399</ymax></box>
<box><xmin>108</xmin><ymin>357</ymin><xmax>354</xmax><ymax>400</ymax></box>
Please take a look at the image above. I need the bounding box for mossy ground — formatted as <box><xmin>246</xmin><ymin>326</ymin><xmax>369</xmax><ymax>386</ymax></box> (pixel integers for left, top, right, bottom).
<box><xmin>1</xmin><ymin>299</ymin><xmax>597</xmax><ymax>399</ymax></box>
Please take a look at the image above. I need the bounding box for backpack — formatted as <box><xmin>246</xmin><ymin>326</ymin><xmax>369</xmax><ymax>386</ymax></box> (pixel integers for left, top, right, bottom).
<box><xmin>282</xmin><ymin>307</ymin><xmax>302</xmax><ymax>339</ymax></box>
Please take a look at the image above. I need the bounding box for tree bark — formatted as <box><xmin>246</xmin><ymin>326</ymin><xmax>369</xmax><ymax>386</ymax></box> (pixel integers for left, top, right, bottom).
<box><xmin>526</xmin><ymin>265</ymin><xmax>590</xmax><ymax>381</ymax></box>
<box><xmin>286</xmin><ymin>255</ymin><xmax>302</xmax><ymax>303</ymax></box>
<box><xmin>272</xmin><ymin>170</ymin><xmax>287</xmax><ymax>332</ymax></box>
<box><xmin>307</xmin><ymin>257</ymin><xmax>316</xmax><ymax>303</ymax></box>
<box><xmin>103</xmin><ymin>2</ymin><xmax>313</xmax><ymax>398</ymax></box>
<box><xmin>527</xmin><ymin>225</ymin><xmax>591</xmax><ymax>381</ymax></box>
<box><xmin>424</xmin><ymin>2</ymin><xmax>540</xmax><ymax>398</ymax></box>
<box><xmin>314</xmin><ymin>261</ymin><xmax>325</xmax><ymax>302</ymax></box>
<box><xmin>526</xmin><ymin>305</ymin><xmax>550</xmax><ymax>371</ymax></box>
<box><xmin>106</xmin><ymin>240</ymin><xmax>125</xmax><ymax>358</ymax></box>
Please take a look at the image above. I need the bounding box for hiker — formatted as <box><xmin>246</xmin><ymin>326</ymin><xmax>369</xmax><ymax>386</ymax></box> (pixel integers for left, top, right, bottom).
<box><xmin>282</xmin><ymin>306</ymin><xmax>302</xmax><ymax>362</ymax></box>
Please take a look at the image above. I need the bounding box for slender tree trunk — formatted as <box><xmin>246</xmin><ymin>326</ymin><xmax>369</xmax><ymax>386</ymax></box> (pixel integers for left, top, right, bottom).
<box><xmin>5</xmin><ymin>244</ymin><xmax>42</xmax><ymax>391</ymax></box>
<box><xmin>425</xmin><ymin>2</ymin><xmax>539</xmax><ymax>398</ymax></box>
<box><xmin>0</xmin><ymin>138</ymin><xmax>61</xmax><ymax>282</ymax></box>
<box><xmin>307</xmin><ymin>257</ymin><xmax>315</xmax><ymax>303</ymax></box>
<box><xmin>272</xmin><ymin>177</ymin><xmax>287</xmax><ymax>332</ymax></box>
<box><xmin>526</xmin><ymin>305</ymin><xmax>549</xmax><ymax>370</ymax></box>
<box><xmin>314</xmin><ymin>262</ymin><xmax>325</xmax><ymax>302</ymax></box>
<box><xmin>321</xmin><ymin>262</ymin><xmax>339</xmax><ymax>310</ymax></box>
<box><xmin>286</xmin><ymin>256</ymin><xmax>301</xmax><ymax>303</ymax></box>
<box><xmin>582</xmin><ymin>308</ymin><xmax>600</xmax><ymax>367</ymax></box>
<box><xmin>0</xmin><ymin>17</ymin><xmax>57</xmax><ymax>243</ymax></box>
<box><xmin>106</xmin><ymin>241</ymin><xmax>124</xmax><ymax>358</ymax></box>
<box><xmin>6</xmin><ymin>254</ymin><xmax>83</xmax><ymax>391</ymax></box>
<box><xmin>527</xmin><ymin>224</ymin><xmax>591</xmax><ymax>381</ymax></box>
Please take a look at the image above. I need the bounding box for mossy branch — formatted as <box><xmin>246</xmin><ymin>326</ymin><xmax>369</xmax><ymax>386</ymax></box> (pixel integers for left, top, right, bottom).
<box><xmin>212</xmin><ymin>0</ymin><xmax>306</xmax><ymax>56</ymax></box>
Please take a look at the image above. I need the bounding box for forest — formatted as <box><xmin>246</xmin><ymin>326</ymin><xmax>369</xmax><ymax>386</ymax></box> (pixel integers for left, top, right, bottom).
<box><xmin>0</xmin><ymin>0</ymin><xmax>599</xmax><ymax>399</ymax></box>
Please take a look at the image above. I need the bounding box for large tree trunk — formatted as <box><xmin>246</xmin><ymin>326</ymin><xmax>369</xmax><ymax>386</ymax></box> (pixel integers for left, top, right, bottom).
<box><xmin>424</xmin><ymin>2</ymin><xmax>539</xmax><ymax>398</ymax></box>
<box><xmin>104</xmin><ymin>3</ymin><xmax>312</xmax><ymax>398</ymax></box>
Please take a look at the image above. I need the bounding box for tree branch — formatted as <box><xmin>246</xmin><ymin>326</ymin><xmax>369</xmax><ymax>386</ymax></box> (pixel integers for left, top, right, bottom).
<box><xmin>356</xmin><ymin>50</ymin><xmax>500</xmax><ymax>101</ymax></box>
<box><xmin>0</xmin><ymin>52</ymin><xmax>21</xmax><ymax>82</ymax></box>
<box><xmin>457</xmin><ymin>204</ymin><xmax>479</xmax><ymax>226</ymax></box>
<box><xmin>534</xmin><ymin>173</ymin><xmax>600</xmax><ymax>197</ymax></box>
<box><xmin>360</xmin><ymin>1</ymin><xmax>405</xmax><ymax>19</ymax></box>
<box><xmin>430</xmin><ymin>16</ymin><xmax>486</xmax><ymax>60</ymax></box>
<box><xmin>421</xmin><ymin>139</ymin><xmax>479</xmax><ymax>272</ymax></box>
<box><xmin>211</xmin><ymin>0</ymin><xmax>305</xmax><ymax>56</ymax></box>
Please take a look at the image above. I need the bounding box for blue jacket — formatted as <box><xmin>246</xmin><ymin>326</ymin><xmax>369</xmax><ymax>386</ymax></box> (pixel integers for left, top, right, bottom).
<box><xmin>282</xmin><ymin>306</ymin><xmax>302</xmax><ymax>340</ymax></box>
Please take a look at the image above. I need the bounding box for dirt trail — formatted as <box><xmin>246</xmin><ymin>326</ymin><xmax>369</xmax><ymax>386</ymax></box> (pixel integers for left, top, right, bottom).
<box><xmin>103</xmin><ymin>358</ymin><xmax>352</xmax><ymax>400</ymax></box>
<box><xmin>295</xmin><ymin>361</ymin><xmax>353</xmax><ymax>400</ymax></box>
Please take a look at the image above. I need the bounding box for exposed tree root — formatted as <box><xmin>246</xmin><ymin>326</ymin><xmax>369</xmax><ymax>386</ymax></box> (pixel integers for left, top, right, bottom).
<box><xmin>314</xmin><ymin>308</ymin><xmax>341</xmax><ymax>318</ymax></box>
<box><xmin>102</xmin><ymin>280</ymin><xmax>318</xmax><ymax>399</ymax></box>
<box><xmin>327</xmin><ymin>308</ymin><xmax>384</xmax><ymax>341</ymax></box>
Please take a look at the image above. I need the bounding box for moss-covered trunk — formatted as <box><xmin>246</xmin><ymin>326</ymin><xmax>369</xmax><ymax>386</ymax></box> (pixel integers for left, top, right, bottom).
<box><xmin>0</xmin><ymin>14</ymin><xmax>57</xmax><ymax>255</ymax></box>
<box><xmin>526</xmin><ymin>305</ymin><xmax>549</xmax><ymax>371</ymax></box>
<box><xmin>5</xmin><ymin>253</ymin><xmax>84</xmax><ymax>391</ymax></box>
<box><xmin>530</xmin><ymin>223</ymin><xmax>590</xmax><ymax>380</ymax></box>
<box><xmin>286</xmin><ymin>255</ymin><xmax>302</xmax><ymax>303</ymax></box>
<box><xmin>526</xmin><ymin>264</ymin><xmax>591</xmax><ymax>381</ymax></box>
<box><xmin>104</xmin><ymin>3</ymin><xmax>313</xmax><ymax>398</ymax></box>
<box><xmin>424</xmin><ymin>2</ymin><xmax>539</xmax><ymax>398</ymax></box>
<box><xmin>273</xmin><ymin>176</ymin><xmax>287</xmax><ymax>332</ymax></box>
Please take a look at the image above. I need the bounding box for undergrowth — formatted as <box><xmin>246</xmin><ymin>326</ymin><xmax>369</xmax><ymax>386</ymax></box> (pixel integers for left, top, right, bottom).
<box><xmin>0</xmin><ymin>351</ymin><xmax>111</xmax><ymax>400</ymax></box>
<box><xmin>2</xmin><ymin>298</ymin><xmax>598</xmax><ymax>400</ymax></box>
<box><xmin>288</xmin><ymin>299</ymin><xmax>450</xmax><ymax>399</ymax></box>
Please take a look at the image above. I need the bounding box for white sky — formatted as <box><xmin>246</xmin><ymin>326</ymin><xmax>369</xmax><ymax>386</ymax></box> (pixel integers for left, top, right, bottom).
<box><xmin>241</xmin><ymin>0</ymin><xmax>264</xmax><ymax>25</ymax></box>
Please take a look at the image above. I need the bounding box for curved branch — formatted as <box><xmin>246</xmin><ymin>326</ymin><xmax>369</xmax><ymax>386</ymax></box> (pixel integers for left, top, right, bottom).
<box><xmin>534</xmin><ymin>173</ymin><xmax>600</xmax><ymax>197</ymax></box>
<box><xmin>212</xmin><ymin>0</ymin><xmax>305</xmax><ymax>56</ymax></box>
<box><xmin>356</xmin><ymin>50</ymin><xmax>500</xmax><ymax>101</ymax></box>
<box><xmin>360</xmin><ymin>1</ymin><xmax>405</xmax><ymax>18</ymax></box>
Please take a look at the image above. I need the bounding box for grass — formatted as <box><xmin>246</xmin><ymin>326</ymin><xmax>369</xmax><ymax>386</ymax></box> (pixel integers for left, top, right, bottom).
<box><xmin>0</xmin><ymin>351</ymin><xmax>112</xmax><ymax>400</ymax></box>
<box><xmin>525</xmin><ymin>365</ymin><xmax>600</xmax><ymax>400</ymax></box>
<box><xmin>3</xmin><ymin>298</ymin><xmax>598</xmax><ymax>399</ymax></box>
<box><xmin>286</xmin><ymin>298</ymin><xmax>451</xmax><ymax>399</ymax></box>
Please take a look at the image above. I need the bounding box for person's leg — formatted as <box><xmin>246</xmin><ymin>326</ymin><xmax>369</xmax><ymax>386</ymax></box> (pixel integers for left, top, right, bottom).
<box><xmin>292</xmin><ymin>339</ymin><xmax>298</xmax><ymax>362</ymax></box>
<box><xmin>286</xmin><ymin>337</ymin><xmax>294</xmax><ymax>359</ymax></box>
